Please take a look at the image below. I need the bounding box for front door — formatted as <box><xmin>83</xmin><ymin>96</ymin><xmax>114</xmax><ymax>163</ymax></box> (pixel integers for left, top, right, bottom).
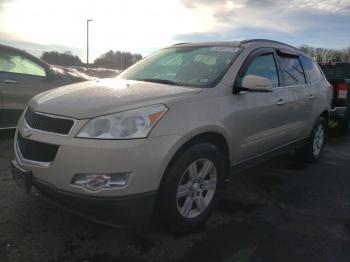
<box><xmin>0</xmin><ymin>48</ymin><xmax>50</xmax><ymax>128</ymax></box>
<box><xmin>228</xmin><ymin>49</ymin><xmax>293</xmax><ymax>162</ymax></box>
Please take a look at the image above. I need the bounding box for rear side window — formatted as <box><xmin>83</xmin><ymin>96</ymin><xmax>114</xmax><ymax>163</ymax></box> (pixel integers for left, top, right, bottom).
<box><xmin>300</xmin><ymin>56</ymin><xmax>323</xmax><ymax>84</ymax></box>
<box><xmin>244</xmin><ymin>54</ymin><xmax>279</xmax><ymax>87</ymax></box>
<box><xmin>277</xmin><ymin>55</ymin><xmax>306</xmax><ymax>86</ymax></box>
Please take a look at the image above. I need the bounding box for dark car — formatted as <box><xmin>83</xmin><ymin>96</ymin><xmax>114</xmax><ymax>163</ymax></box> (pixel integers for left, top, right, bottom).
<box><xmin>319</xmin><ymin>62</ymin><xmax>350</xmax><ymax>132</ymax></box>
<box><xmin>0</xmin><ymin>44</ymin><xmax>90</xmax><ymax>129</ymax></box>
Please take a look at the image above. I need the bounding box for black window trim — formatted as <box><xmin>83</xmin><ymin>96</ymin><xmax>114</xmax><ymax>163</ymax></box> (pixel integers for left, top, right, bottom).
<box><xmin>299</xmin><ymin>55</ymin><xmax>324</xmax><ymax>85</ymax></box>
<box><xmin>233</xmin><ymin>47</ymin><xmax>281</xmax><ymax>93</ymax></box>
<box><xmin>276</xmin><ymin>48</ymin><xmax>298</xmax><ymax>58</ymax></box>
<box><xmin>0</xmin><ymin>70</ymin><xmax>48</xmax><ymax>78</ymax></box>
<box><xmin>275</xmin><ymin>50</ymin><xmax>307</xmax><ymax>87</ymax></box>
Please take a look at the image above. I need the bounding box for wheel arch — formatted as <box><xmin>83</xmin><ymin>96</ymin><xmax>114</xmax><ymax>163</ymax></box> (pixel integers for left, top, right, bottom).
<box><xmin>320</xmin><ymin>110</ymin><xmax>329</xmax><ymax>122</ymax></box>
<box><xmin>159</xmin><ymin>130</ymin><xmax>231</xmax><ymax>188</ymax></box>
<box><xmin>154</xmin><ymin>131</ymin><xmax>230</xmax><ymax>219</ymax></box>
<box><xmin>171</xmin><ymin>132</ymin><xmax>230</xmax><ymax>164</ymax></box>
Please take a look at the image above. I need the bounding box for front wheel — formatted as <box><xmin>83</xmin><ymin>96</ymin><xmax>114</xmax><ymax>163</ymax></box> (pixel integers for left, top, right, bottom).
<box><xmin>296</xmin><ymin>116</ymin><xmax>327</xmax><ymax>163</ymax></box>
<box><xmin>156</xmin><ymin>143</ymin><xmax>226</xmax><ymax>234</ymax></box>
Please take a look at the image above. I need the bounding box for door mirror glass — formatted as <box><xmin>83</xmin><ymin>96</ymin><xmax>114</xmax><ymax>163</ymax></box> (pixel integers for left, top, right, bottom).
<box><xmin>242</xmin><ymin>74</ymin><xmax>273</xmax><ymax>92</ymax></box>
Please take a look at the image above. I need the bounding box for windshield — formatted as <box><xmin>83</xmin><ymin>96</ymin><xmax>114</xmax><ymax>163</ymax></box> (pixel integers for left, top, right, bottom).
<box><xmin>118</xmin><ymin>46</ymin><xmax>240</xmax><ymax>87</ymax></box>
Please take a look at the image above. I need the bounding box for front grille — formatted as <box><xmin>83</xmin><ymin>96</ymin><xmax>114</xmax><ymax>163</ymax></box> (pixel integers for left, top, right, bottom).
<box><xmin>24</xmin><ymin>108</ymin><xmax>74</xmax><ymax>135</ymax></box>
<box><xmin>17</xmin><ymin>134</ymin><xmax>59</xmax><ymax>163</ymax></box>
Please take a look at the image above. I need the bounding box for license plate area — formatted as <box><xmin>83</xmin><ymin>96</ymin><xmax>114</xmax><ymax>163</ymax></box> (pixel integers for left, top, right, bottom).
<box><xmin>11</xmin><ymin>161</ymin><xmax>32</xmax><ymax>193</ymax></box>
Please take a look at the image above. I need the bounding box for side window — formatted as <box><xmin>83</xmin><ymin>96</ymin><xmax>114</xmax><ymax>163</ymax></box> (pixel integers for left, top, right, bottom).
<box><xmin>0</xmin><ymin>49</ymin><xmax>46</xmax><ymax>77</ymax></box>
<box><xmin>21</xmin><ymin>57</ymin><xmax>46</xmax><ymax>76</ymax></box>
<box><xmin>277</xmin><ymin>55</ymin><xmax>306</xmax><ymax>86</ymax></box>
<box><xmin>244</xmin><ymin>54</ymin><xmax>279</xmax><ymax>87</ymax></box>
<box><xmin>0</xmin><ymin>50</ymin><xmax>23</xmax><ymax>74</ymax></box>
<box><xmin>299</xmin><ymin>56</ymin><xmax>322</xmax><ymax>84</ymax></box>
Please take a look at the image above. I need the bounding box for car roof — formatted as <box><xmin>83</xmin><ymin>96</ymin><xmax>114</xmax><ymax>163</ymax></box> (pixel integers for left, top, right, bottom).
<box><xmin>170</xmin><ymin>39</ymin><xmax>308</xmax><ymax>57</ymax></box>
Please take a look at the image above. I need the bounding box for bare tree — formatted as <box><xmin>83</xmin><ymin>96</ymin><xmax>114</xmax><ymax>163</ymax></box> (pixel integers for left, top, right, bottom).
<box><xmin>342</xmin><ymin>47</ymin><xmax>350</xmax><ymax>62</ymax></box>
<box><xmin>299</xmin><ymin>45</ymin><xmax>350</xmax><ymax>63</ymax></box>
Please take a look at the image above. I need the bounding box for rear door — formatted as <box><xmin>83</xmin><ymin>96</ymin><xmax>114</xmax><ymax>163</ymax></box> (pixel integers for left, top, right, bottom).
<box><xmin>300</xmin><ymin>56</ymin><xmax>327</xmax><ymax>131</ymax></box>
<box><xmin>275</xmin><ymin>50</ymin><xmax>310</xmax><ymax>140</ymax></box>
<box><xmin>0</xmin><ymin>48</ymin><xmax>51</xmax><ymax>128</ymax></box>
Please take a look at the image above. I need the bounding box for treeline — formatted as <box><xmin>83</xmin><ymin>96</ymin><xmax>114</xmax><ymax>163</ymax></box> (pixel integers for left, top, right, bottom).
<box><xmin>41</xmin><ymin>51</ymin><xmax>83</xmax><ymax>67</ymax></box>
<box><xmin>40</xmin><ymin>50</ymin><xmax>143</xmax><ymax>70</ymax></box>
<box><xmin>300</xmin><ymin>45</ymin><xmax>350</xmax><ymax>63</ymax></box>
<box><xmin>41</xmin><ymin>45</ymin><xmax>350</xmax><ymax>69</ymax></box>
<box><xmin>94</xmin><ymin>50</ymin><xmax>142</xmax><ymax>70</ymax></box>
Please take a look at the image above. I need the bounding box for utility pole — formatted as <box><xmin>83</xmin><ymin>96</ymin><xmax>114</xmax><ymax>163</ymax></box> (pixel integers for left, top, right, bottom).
<box><xmin>86</xmin><ymin>19</ymin><xmax>93</xmax><ymax>69</ymax></box>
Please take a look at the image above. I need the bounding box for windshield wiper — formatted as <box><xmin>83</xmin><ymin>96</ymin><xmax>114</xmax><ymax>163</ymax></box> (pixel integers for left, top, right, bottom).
<box><xmin>141</xmin><ymin>78</ymin><xmax>179</xmax><ymax>86</ymax></box>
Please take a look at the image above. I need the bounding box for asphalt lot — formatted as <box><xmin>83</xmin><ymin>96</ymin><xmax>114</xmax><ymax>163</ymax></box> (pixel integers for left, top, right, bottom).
<box><xmin>0</xmin><ymin>129</ymin><xmax>349</xmax><ymax>262</ymax></box>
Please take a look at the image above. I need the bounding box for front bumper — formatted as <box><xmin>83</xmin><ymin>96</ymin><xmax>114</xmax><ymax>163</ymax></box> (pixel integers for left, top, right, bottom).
<box><xmin>32</xmin><ymin>177</ymin><xmax>157</xmax><ymax>227</ymax></box>
<box><xmin>14</xmin><ymin>117</ymin><xmax>182</xmax><ymax>197</ymax></box>
<box><xmin>330</xmin><ymin>106</ymin><xmax>347</xmax><ymax>119</ymax></box>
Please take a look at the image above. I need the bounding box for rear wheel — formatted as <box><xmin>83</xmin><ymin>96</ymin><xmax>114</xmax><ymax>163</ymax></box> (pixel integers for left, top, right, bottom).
<box><xmin>157</xmin><ymin>143</ymin><xmax>226</xmax><ymax>234</ymax></box>
<box><xmin>296</xmin><ymin>116</ymin><xmax>327</xmax><ymax>163</ymax></box>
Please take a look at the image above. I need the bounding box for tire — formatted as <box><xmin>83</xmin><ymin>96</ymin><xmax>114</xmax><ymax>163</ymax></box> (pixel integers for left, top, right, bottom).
<box><xmin>156</xmin><ymin>142</ymin><xmax>226</xmax><ymax>234</ymax></box>
<box><xmin>296</xmin><ymin>116</ymin><xmax>327</xmax><ymax>163</ymax></box>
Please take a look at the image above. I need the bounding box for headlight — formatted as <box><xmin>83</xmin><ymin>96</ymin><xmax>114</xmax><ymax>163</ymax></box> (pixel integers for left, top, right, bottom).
<box><xmin>76</xmin><ymin>104</ymin><xmax>168</xmax><ymax>139</ymax></box>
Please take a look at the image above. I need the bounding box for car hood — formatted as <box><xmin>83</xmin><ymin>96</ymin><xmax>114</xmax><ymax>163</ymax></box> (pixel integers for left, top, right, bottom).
<box><xmin>29</xmin><ymin>79</ymin><xmax>202</xmax><ymax>119</ymax></box>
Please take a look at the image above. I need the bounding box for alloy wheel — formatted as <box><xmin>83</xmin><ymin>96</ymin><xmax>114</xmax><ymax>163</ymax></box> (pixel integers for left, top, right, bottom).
<box><xmin>313</xmin><ymin>124</ymin><xmax>324</xmax><ymax>156</ymax></box>
<box><xmin>176</xmin><ymin>159</ymin><xmax>217</xmax><ymax>219</ymax></box>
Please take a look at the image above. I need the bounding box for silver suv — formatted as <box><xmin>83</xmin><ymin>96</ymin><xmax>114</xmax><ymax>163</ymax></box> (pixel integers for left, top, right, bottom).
<box><xmin>12</xmin><ymin>39</ymin><xmax>332</xmax><ymax>233</ymax></box>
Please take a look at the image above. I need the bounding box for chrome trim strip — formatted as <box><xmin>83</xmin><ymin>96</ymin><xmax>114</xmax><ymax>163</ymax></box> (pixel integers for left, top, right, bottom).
<box><xmin>24</xmin><ymin>109</ymin><xmax>77</xmax><ymax>136</ymax></box>
<box><xmin>331</xmin><ymin>106</ymin><xmax>346</xmax><ymax>112</ymax></box>
<box><xmin>0</xmin><ymin>126</ymin><xmax>16</xmax><ymax>130</ymax></box>
<box><xmin>34</xmin><ymin>110</ymin><xmax>77</xmax><ymax>121</ymax></box>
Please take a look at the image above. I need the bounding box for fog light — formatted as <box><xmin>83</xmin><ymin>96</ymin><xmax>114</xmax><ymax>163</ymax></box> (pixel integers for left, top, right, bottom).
<box><xmin>71</xmin><ymin>173</ymin><xmax>129</xmax><ymax>191</ymax></box>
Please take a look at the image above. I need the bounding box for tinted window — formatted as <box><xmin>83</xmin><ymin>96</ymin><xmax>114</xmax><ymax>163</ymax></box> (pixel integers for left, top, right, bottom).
<box><xmin>300</xmin><ymin>56</ymin><xmax>323</xmax><ymax>84</ymax></box>
<box><xmin>0</xmin><ymin>49</ymin><xmax>46</xmax><ymax>76</ymax></box>
<box><xmin>244</xmin><ymin>54</ymin><xmax>279</xmax><ymax>87</ymax></box>
<box><xmin>277</xmin><ymin>55</ymin><xmax>306</xmax><ymax>86</ymax></box>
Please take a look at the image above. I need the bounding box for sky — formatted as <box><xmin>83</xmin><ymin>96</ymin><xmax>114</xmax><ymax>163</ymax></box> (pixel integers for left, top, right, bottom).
<box><xmin>0</xmin><ymin>0</ymin><xmax>349</xmax><ymax>62</ymax></box>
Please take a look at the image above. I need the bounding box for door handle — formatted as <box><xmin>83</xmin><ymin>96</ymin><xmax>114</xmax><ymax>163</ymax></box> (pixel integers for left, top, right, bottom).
<box><xmin>277</xmin><ymin>99</ymin><xmax>287</xmax><ymax>106</ymax></box>
<box><xmin>3</xmin><ymin>80</ymin><xmax>18</xmax><ymax>84</ymax></box>
<box><xmin>308</xmin><ymin>94</ymin><xmax>315</xmax><ymax>100</ymax></box>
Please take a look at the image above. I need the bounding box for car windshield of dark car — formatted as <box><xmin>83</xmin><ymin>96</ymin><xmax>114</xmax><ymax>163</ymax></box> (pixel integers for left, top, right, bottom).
<box><xmin>117</xmin><ymin>46</ymin><xmax>240</xmax><ymax>87</ymax></box>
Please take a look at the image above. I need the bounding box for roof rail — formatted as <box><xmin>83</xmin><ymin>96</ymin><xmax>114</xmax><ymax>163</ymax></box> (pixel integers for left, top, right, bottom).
<box><xmin>240</xmin><ymin>39</ymin><xmax>298</xmax><ymax>50</ymax></box>
<box><xmin>171</xmin><ymin>42</ymin><xmax>190</xmax><ymax>46</ymax></box>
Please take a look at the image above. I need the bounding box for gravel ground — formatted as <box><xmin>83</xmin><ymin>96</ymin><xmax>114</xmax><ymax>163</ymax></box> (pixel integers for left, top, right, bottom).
<box><xmin>0</xmin><ymin>129</ymin><xmax>349</xmax><ymax>262</ymax></box>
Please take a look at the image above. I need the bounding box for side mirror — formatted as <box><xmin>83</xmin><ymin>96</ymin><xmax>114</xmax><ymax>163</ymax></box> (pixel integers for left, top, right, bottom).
<box><xmin>242</xmin><ymin>74</ymin><xmax>273</xmax><ymax>92</ymax></box>
<box><xmin>46</xmin><ymin>67</ymin><xmax>56</xmax><ymax>80</ymax></box>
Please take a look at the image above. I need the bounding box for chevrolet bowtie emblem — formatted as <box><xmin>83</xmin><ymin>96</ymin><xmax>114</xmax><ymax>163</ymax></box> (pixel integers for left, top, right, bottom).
<box><xmin>22</xmin><ymin>128</ymin><xmax>33</xmax><ymax>138</ymax></box>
